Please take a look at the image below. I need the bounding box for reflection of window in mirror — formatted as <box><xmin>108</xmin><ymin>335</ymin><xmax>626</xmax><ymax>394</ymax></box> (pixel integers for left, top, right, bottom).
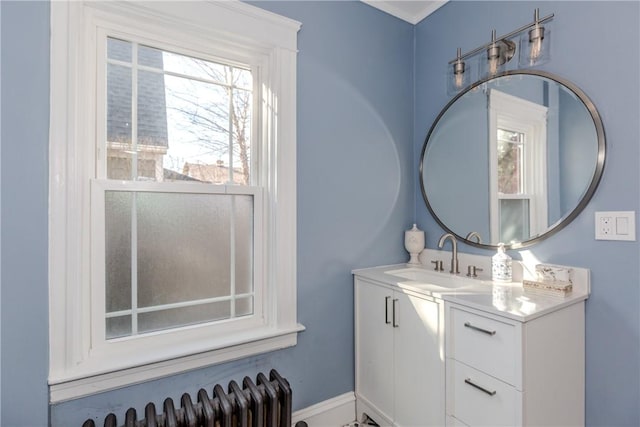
<box><xmin>488</xmin><ymin>89</ymin><xmax>548</xmax><ymax>243</ymax></box>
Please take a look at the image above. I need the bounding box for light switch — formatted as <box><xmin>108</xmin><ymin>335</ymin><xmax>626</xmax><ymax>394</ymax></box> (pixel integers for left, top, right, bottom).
<box><xmin>595</xmin><ymin>211</ymin><xmax>636</xmax><ymax>241</ymax></box>
<box><xmin>616</xmin><ymin>217</ymin><xmax>629</xmax><ymax>235</ymax></box>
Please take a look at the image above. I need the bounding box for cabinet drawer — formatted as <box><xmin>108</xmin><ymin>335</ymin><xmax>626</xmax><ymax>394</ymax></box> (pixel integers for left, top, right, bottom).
<box><xmin>451</xmin><ymin>361</ymin><xmax>519</xmax><ymax>426</ymax></box>
<box><xmin>450</xmin><ymin>307</ymin><xmax>518</xmax><ymax>385</ymax></box>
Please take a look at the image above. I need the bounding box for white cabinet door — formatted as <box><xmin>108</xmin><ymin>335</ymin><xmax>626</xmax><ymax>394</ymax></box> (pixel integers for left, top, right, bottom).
<box><xmin>394</xmin><ymin>292</ymin><xmax>444</xmax><ymax>427</ymax></box>
<box><xmin>356</xmin><ymin>279</ymin><xmax>445</xmax><ymax>427</ymax></box>
<box><xmin>355</xmin><ymin>280</ymin><xmax>394</xmax><ymax>422</ymax></box>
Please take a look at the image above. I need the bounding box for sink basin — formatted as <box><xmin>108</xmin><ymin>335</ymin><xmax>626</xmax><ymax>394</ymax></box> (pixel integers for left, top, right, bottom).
<box><xmin>384</xmin><ymin>267</ymin><xmax>471</xmax><ymax>289</ymax></box>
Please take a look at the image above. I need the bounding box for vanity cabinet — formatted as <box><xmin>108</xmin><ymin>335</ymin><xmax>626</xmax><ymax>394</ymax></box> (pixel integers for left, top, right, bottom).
<box><xmin>354</xmin><ymin>263</ymin><xmax>588</xmax><ymax>427</ymax></box>
<box><xmin>446</xmin><ymin>302</ymin><xmax>585</xmax><ymax>426</ymax></box>
<box><xmin>354</xmin><ymin>277</ymin><xmax>444</xmax><ymax>427</ymax></box>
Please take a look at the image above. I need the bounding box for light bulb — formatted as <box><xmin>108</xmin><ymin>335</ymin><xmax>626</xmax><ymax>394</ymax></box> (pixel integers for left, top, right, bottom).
<box><xmin>530</xmin><ymin>39</ymin><xmax>542</xmax><ymax>61</ymax></box>
<box><xmin>454</xmin><ymin>72</ymin><xmax>464</xmax><ymax>89</ymax></box>
<box><xmin>528</xmin><ymin>25</ymin><xmax>545</xmax><ymax>62</ymax></box>
<box><xmin>488</xmin><ymin>57</ymin><xmax>499</xmax><ymax>76</ymax></box>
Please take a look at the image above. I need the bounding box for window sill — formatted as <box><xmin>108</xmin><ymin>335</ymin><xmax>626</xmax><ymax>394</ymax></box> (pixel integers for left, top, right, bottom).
<box><xmin>49</xmin><ymin>324</ymin><xmax>305</xmax><ymax>403</ymax></box>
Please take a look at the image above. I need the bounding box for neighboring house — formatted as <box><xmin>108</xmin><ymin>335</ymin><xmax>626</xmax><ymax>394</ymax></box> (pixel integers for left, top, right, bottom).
<box><xmin>183</xmin><ymin>160</ymin><xmax>246</xmax><ymax>184</ymax></box>
<box><xmin>107</xmin><ymin>40</ymin><xmax>169</xmax><ymax>181</ymax></box>
<box><xmin>107</xmin><ymin>41</ymin><xmax>242</xmax><ymax>184</ymax></box>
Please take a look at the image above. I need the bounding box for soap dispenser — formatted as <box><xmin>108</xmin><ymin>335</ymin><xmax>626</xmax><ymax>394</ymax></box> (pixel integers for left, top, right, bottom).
<box><xmin>491</xmin><ymin>243</ymin><xmax>512</xmax><ymax>282</ymax></box>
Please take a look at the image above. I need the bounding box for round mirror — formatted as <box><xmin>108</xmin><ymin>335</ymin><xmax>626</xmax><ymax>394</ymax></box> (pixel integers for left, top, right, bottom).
<box><xmin>420</xmin><ymin>70</ymin><xmax>605</xmax><ymax>249</ymax></box>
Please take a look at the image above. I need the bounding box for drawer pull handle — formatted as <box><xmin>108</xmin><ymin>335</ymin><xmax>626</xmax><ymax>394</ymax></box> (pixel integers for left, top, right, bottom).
<box><xmin>464</xmin><ymin>322</ymin><xmax>496</xmax><ymax>336</ymax></box>
<box><xmin>392</xmin><ymin>299</ymin><xmax>399</xmax><ymax>328</ymax></box>
<box><xmin>385</xmin><ymin>296</ymin><xmax>391</xmax><ymax>324</ymax></box>
<box><xmin>464</xmin><ymin>378</ymin><xmax>497</xmax><ymax>396</ymax></box>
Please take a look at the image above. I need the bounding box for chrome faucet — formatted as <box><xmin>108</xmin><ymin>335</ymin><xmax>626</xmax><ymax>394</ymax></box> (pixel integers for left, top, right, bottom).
<box><xmin>438</xmin><ymin>233</ymin><xmax>459</xmax><ymax>274</ymax></box>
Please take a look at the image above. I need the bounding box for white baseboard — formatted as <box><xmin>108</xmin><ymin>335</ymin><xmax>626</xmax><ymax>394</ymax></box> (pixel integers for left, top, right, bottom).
<box><xmin>292</xmin><ymin>392</ymin><xmax>356</xmax><ymax>426</ymax></box>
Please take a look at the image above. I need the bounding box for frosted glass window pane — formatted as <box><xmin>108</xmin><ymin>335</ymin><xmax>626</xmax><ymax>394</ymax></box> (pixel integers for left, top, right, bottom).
<box><xmin>235</xmin><ymin>297</ymin><xmax>253</xmax><ymax>317</ymax></box>
<box><xmin>104</xmin><ymin>191</ymin><xmax>254</xmax><ymax>338</ymax></box>
<box><xmin>106</xmin><ymin>316</ymin><xmax>132</xmax><ymax>340</ymax></box>
<box><xmin>137</xmin><ymin>192</ymin><xmax>231</xmax><ymax>307</ymax></box>
<box><xmin>138</xmin><ymin>301</ymin><xmax>231</xmax><ymax>334</ymax></box>
<box><xmin>500</xmin><ymin>199</ymin><xmax>530</xmax><ymax>243</ymax></box>
<box><xmin>105</xmin><ymin>192</ymin><xmax>132</xmax><ymax>313</ymax></box>
<box><xmin>234</xmin><ymin>195</ymin><xmax>253</xmax><ymax>295</ymax></box>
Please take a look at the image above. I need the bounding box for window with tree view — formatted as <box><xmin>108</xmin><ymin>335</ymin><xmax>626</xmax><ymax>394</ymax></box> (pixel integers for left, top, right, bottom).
<box><xmin>497</xmin><ymin>128</ymin><xmax>530</xmax><ymax>243</ymax></box>
<box><xmin>106</xmin><ymin>37</ymin><xmax>252</xmax><ymax>184</ymax></box>
<box><xmin>489</xmin><ymin>89</ymin><xmax>548</xmax><ymax>245</ymax></box>
<box><xmin>103</xmin><ymin>37</ymin><xmax>257</xmax><ymax>339</ymax></box>
<box><xmin>50</xmin><ymin>0</ymin><xmax>298</xmax><ymax>397</ymax></box>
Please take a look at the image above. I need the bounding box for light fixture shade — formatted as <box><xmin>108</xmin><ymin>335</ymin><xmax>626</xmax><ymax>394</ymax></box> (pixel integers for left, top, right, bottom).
<box><xmin>519</xmin><ymin>26</ymin><xmax>551</xmax><ymax>67</ymax></box>
<box><xmin>482</xmin><ymin>30</ymin><xmax>516</xmax><ymax>80</ymax></box>
<box><xmin>447</xmin><ymin>48</ymin><xmax>471</xmax><ymax>95</ymax></box>
<box><xmin>486</xmin><ymin>44</ymin><xmax>501</xmax><ymax>77</ymax></box>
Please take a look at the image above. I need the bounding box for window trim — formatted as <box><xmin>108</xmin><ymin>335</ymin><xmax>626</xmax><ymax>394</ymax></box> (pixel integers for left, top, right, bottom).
<box><xmin>49</xmin><ymin>0</ymin><xmax>302</xmax><ymax>403</ymax></box>
<box><xmin>488</xmin><ymin>89</ymin><xmax>548</xmax><ymax>243</ymax></box>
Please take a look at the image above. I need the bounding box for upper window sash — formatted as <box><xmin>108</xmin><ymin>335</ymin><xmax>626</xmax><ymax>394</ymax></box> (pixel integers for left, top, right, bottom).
<box><xmin>96</xmin><ymin>30</ymin><xmax>260</xmax><ymax>186</ymax></box>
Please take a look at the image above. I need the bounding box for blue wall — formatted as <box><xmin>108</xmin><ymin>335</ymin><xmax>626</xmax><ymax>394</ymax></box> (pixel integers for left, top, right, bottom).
<box><xmin>1</xmin><ymin>1</ymin><xmax>50</xmax><ymax>426</ymax></box>
<box><xmin>1</xmin><ymin>1</ymin><xmax>638</xmax><ymax>426</ymax></box>
<box><xmin>415</xmin><ymin>2</ymin><xmax>640</xmax><ymax>426</ymax></box>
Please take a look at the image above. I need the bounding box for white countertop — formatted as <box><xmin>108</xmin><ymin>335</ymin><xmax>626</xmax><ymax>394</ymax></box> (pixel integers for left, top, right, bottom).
<box><xmin>353</xmin><ymin>263</ymin><xmax>590</xmax><ymax>322</ymax></box>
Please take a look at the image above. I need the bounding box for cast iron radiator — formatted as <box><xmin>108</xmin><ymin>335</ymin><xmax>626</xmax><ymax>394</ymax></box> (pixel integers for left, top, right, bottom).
<box><xmin>82</xmin><ymin>369</ymin><xmax>292</xmax><ymax>427</ymax></box>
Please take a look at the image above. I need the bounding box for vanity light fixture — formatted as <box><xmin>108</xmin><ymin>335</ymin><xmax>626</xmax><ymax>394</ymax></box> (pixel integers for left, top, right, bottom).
<box><xmin>447</xmin><ymin>8</ymin><xmax>553</xmax><ymax>93</ymax></box>
<box><xmin>519</xmin><ymin>8</ymin><xmax>551</xmax><ymax>67</ymax></box>
<box><xmin>485</xmin><ymin>29</ymin><xmax>516</xmax><ymax>77</ymax></box>
<box><xmin>448</xmin><ymin>47</ymin><xmax>470</xmax><ymax>94</ymax></box>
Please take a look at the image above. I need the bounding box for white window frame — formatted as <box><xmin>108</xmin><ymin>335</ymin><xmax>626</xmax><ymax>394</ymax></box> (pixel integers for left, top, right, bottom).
<box><xmin>489</xmin><ymin>89</ymin><xmax>548</xmax><ymax>243</ymax></box>
<box><xmin>49</xmin><ymin>0</ymin><xmax>302</xmax><ymax>403</ymax></box>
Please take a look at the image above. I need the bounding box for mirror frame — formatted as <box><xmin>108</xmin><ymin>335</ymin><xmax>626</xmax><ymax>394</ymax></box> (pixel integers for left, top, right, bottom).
<box><xmin>420</xmin><ymin>69</ymin><xmax>606</xmax><ymax>250</ymax></box>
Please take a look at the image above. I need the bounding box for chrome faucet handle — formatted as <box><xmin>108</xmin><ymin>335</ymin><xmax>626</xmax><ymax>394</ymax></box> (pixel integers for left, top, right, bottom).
<box><xmin>465</xmin><ymin>231</ymin><xmax>482</xmax><ymax>244</ymax></box>
<box><xmin>466</xmin><ymin>265</ymin><xmax>483</xmax><ymax>278</ymax></box>
<box><xmin>431</xmin><ymin>260</ymin><xmax>444</xmax><ymax>272</ymax></box>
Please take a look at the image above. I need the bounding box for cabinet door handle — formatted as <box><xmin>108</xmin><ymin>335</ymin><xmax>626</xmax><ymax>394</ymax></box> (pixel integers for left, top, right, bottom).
<box><xmin>385</xmin><ymin>296</ymin><xmax>391</xmax><ymax>324</ymax></box>
<box><xmin>392</xmin><ymin>298</ymin><xmax>399</xmax><ymax>328</ymax></box>
<box><xmin>464</xmin><ymin>378</ymin><xmax>497</xmax><ymax>396</ymax></box>
<box><xmin>464</xmin><ymin>322</ymin><xmax>496</xmax><ymax>336</ymax></box>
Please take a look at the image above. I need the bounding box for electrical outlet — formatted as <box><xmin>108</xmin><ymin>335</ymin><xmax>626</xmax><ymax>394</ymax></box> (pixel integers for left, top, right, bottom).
<box><xmin>595</xmin><ymin>211</ymin><xmax>636</xmax><ymax>241</ymax></box>
<box><xmin>599</xmin><ymin>215</ymin><xmax>612</xmax><ymax>236</ymax></box>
